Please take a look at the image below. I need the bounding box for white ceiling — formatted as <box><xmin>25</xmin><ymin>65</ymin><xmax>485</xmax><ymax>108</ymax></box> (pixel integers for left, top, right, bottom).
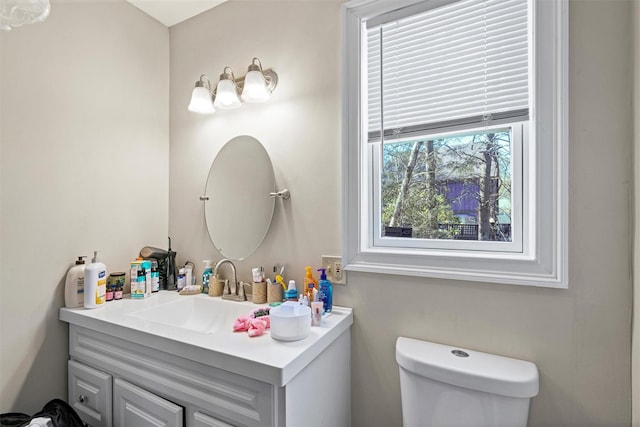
<box><xmin>125</xmin><ymin>0</ymin><xmax>226</xmax><ymax>27</ymax></box>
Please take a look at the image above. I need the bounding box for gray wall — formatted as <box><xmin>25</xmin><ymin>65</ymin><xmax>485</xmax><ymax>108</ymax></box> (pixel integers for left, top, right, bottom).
<box><xmin>0</xmin><ymin>1</ymin><xmax>170</xmax><ymax>412</ymax></box>
<box><xmin>170</xmin><ymin>1</ymin><xmax>633</xmax><ymax>426</ymax></box>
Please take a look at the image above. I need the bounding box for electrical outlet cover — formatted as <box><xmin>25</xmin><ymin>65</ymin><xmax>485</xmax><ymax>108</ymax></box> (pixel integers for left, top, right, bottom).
<box><xmin>321</xmin><ymin>255</ymin><xmax>346</xmax><ymax>285</ymax></box>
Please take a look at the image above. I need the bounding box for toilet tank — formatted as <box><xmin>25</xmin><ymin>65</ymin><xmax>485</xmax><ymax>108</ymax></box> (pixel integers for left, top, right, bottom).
<box><xmin>396</xmin><ymin>337</ymin><xmax>539</xmax><ymax>427</ymax></box>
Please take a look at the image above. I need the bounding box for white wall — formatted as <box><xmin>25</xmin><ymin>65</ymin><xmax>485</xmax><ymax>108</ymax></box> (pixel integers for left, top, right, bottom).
<box><xmin>170</xmin><ymin>1</ymin><xmax>633</xmax><ymax>426</ymax></box>
<box><xmin>0</xmin><ymin>1</ymin><xmax>169</xmax><ymax>413</ymax></box>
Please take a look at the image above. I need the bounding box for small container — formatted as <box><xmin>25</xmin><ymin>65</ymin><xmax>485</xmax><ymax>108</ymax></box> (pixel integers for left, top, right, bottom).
<box><xmin>311</xmin><ymin>301</ymin><xmax>323</xmax><ymax>326</ymax></box>
<box><xmin>108</xmin><ymin>272</ymin><xmax>125</xmax><ymax>301</ymax></box>
<box><xmin>267</xmin><ymin>280</ymin><xmax>283</xmax><ymax>303</ymax></box>
<box><xmin>269</xmin><ymin>301</ymin><xmax>312</xmax><ymax>341</ymax></box>
<box><xmin>177</xmin><ymin>268</ymin><xmax>186</xmax><ymax>291</ymax></box>
<box><xmin>253</xmin><ymin>281</ymin><xmax>267</xmax><ymax>304</ymax></box>
<box><xmin>284</xmin><ymin>280</ymin><xmax>298</xmax><ymax>301</ymax></box>
<box><xmin>209</xmin><ymin>278</ymin><xmax>225</xmax><ymax>297</ymax></box>
<box><xmin>114</xmin><ymin>282</ymin><xmax>124</xmax><ymax>300</ymax></box>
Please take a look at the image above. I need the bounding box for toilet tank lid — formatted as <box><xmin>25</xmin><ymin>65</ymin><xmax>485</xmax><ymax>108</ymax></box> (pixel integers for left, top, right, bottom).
<box><xmin>396</xmin><ymin>337</ymin><xmax>539</xmax><ymax>399</ymax></box>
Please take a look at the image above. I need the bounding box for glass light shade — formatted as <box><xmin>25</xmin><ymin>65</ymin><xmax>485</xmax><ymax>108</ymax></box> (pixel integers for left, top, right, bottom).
<box><xmin>188</xmin><ymin>86</ymin><xmax>215</xmax><ymax>114</ymax></box>
<box><xmin>241</xmin><ymin>70</ymin><xmax>271</xmax><ymax>103</ymax></box>
<box><xmin>213</xmin><ymin>79</ymin><xmax>241</xmax><ymax>109</ymax></box>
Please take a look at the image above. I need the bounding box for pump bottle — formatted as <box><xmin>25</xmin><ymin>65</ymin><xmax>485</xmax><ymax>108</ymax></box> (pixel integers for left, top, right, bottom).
<box><xmin>202</xmin><ymin>260</ymin><xmax>213</xmax><ymax>294</ymax></box>
<box><xmin>317</xmin><ymin>268</ymin><xmax>333</xmax><ymax>313</ymax></box>
<box><xmin>84</xmin><ymin>251</ymin><xmax>107</xmax><ymax>309</ymax></box>
<box><xmin>64</xmin><ymin>256</ymin><xmax>86</xmax><ymax>308</ymax></box>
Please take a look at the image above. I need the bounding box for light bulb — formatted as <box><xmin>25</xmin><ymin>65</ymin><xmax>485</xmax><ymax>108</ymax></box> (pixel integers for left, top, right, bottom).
<box><xmin>187</xmin><ymin>86</ymin><xmax>215</xmax><ymax>114</ymax></box>
<box><xmin>241</xmin><ymin>70</ymin><xmax>271</xmax><ymax>103</ymax></box>
<box><xmin>213</xmin><ymin>79</ymin><xmax>241</xmax><ymax>109</ymax></box>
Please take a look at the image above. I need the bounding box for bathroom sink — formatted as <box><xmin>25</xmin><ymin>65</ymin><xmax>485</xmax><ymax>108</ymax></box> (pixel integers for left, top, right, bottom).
<box><xmin>128</xmin><ymin>295</ymin><xmax>250</xmax><ymax>334</ymax></box>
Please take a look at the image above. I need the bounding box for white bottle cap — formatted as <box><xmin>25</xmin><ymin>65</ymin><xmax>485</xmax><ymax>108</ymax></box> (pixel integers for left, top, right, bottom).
<box><xmin>288</xmin><ymin>280</ymin><xmax>296</xmax><ymax>291</ymax></box>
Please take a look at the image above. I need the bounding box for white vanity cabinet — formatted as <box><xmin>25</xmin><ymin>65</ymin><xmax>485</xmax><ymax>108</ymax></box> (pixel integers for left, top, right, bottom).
<box><xmin>69</xmin><ymin>359</ymin><xmax>185</xmax><ymax>427</ymax></box>
<box><xmin>60</xmin><ymin>293</ymin><xmax>353</xmax><ymax>427</ymax></box>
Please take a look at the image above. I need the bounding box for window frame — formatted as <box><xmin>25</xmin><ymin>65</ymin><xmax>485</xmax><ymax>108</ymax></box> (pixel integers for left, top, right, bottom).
<box><xmin>341</xmin><ymin>0</ymin><xmax>568</xmax><ymax>288</ymax></box>
<box><xmin>371</xmin><ymin>122</ymin><xmax>525</xmax><ymax>253</ymax></box>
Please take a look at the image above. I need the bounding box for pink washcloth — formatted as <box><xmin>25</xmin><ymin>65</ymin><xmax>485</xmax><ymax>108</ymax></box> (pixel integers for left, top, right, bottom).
<box><xmin>233</xmin><ymin>315</ymin><xmax>251</xmax><ymax>332</ymax></box>
<box><xmin>233</xmin><ymin>307</ymin><xmax>271</xmax><ymax>337</ymax></box>
<box><xmin>247</xmin><ymin>317</ymin><xmax>268</xmax><ymax>337</ymax></box>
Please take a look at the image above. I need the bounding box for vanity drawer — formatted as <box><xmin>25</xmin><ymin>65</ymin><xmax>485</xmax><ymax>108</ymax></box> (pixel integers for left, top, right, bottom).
<box><xmin>113</xmin><ymin>378</ymin><xmax>184</xmax><ymax>426</ymax></box>
<box><xmin>68</xmin><ymin>359</ymin><xmax>112</xmax><ymax>427</ymax></box>
<box><xmin>192</xmin><ymin>411</ymin><xmax>235</xmax><ymax>427</ymax></box>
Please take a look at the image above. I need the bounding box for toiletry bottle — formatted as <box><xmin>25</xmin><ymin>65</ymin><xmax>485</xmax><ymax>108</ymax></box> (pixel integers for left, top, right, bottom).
<box><xmin>64</xmin><ymin>256</ymin><xmax>86</xmax><ymax>308</ymax></box>
<box><xmin>177</xmin><ymin>268</ymin><xmax>186</xmax><ymax>291</ymax></box>
<box><xmin>303</xmin><ymin>266</ymin><xmax>317</xmax><ymax>305</ymax></box>
<box><xmin>284</xmin><ymin>280</ymin><xmax>298</xmax><ymax>301</ymax></box>
<box><xmin>134</xmin><ymin>268</ymin><xmax>146</xmax><ymax>298</ymax></box>
<box><xmin>202</xmin><ymin>260</ymin><xmax>213</xmax><ymax>294</ymax></box>
<box><xmin>84</xmin><ymin>251</ymin><xmax>107</xmax><ymax>309</ymax></box>
<box><xmin>151</xmin><ymin>260</ymin><xmax>160</xmax><ymax>292</ymax></box>
<box><xmin>142</xmin><ymin>260</ymin><xmax>152</xmax><ymax>296</ymax></box>
<box><xmin>317</xmin><ymin>268</ymin><xmax>333</xmax><ymax>313</ymax></box>
<box><xmin>184</xmin><ymin>261</ymin><xmax>194</xmax><ymax>288</ymax></box>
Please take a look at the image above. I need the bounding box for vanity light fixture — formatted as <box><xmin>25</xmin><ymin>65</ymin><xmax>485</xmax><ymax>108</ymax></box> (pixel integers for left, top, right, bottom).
<box><xmin>187</xmin><ymin>57</ymin><xmax>278</xmax><ymax>115</ymax></box>
<box><xmin>187</xmin><ymin>75</ymin><xmax>215</xmax><ymax>114</ymax></box>
<box><xmin>213</xmin><ymin>67</ymin><xmax>242</xmax><ymax>110</ymax></box>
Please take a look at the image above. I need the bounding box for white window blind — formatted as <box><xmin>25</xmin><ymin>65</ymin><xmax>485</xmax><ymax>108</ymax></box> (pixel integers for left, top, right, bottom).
<box><xmin>367</xmin><ymin>0</ymin><xmax>529</xmax><ymax>140</ymax></box>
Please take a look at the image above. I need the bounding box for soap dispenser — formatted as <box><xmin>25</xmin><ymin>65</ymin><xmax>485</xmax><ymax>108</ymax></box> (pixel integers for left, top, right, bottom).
<box><xmin>317</xmin><ymin>268</ymin><xmax>333</xmax><ymax>313</ymax></box>
<box><xmin>202</xmin><ymin>260</ymin><xmax>213</xmax><ymax>294</ymax></box>
<box><xmin>84</xmin><ymin>251</ymin><xmax>107</xmax><ymax>309</ymax></box>
<box><xmin>64</xmin><ymin>256</ymin><xmax>86</xmax><ymax>308</ymax></box>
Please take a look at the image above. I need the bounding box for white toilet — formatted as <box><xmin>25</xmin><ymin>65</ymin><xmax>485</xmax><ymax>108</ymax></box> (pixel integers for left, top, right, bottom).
<box><xmin>396</xmin><ymin>337</ymin><xmax>539</xmax><ymax>427</ymax></box>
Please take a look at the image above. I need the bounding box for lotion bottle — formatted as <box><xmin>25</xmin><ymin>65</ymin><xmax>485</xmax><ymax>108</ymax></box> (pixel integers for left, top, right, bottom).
<box><xmin>84</xmin><ymin>251</ymin><xmax>107</xmax><ymax>309</ymax></box>
<box><xmin>64</xmin><ymin>256</ymin><xmax>86</xmax><ymax>308</ymax></box>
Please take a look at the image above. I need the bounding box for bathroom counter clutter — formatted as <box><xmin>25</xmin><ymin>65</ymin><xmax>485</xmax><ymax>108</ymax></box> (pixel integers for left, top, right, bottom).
<box><xmin>59</xmin><ymin>291</ymin><xmax>352</xmax><ymax>387</ymax></box>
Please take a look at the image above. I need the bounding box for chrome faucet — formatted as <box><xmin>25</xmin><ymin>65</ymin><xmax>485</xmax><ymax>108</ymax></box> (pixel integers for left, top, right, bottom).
<box><xmin>214</xmin><ymin>259</ymin><xmax>245</xmax><ymax>301</ymax></box>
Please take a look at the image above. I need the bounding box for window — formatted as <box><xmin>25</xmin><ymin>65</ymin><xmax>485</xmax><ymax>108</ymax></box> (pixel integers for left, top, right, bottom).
<box><xmin>342</xmin><ymin>0</ymin><xmax>568</xmax><ymax>287</ymax></box>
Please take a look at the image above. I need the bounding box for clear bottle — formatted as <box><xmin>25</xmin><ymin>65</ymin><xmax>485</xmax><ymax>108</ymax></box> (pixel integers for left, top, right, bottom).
<box><xmin>317</xmin><ymin>268</ymin><xmax>333</xmax><ymax>313</ymax></box>
<box><xmin>64</xmin><ymin>256</ymin><xmax>86</xmax><ymax>308</ymax></box>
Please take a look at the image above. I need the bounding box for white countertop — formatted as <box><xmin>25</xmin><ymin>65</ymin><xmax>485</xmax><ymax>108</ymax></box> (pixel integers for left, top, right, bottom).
<box><xmin>59</xmin><ymin>291</ymin><xmax>352</xmax><ymax>387</ymax></box>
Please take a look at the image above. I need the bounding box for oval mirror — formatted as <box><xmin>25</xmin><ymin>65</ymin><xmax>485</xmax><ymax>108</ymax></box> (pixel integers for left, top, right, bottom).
<box><xmin>204</xmin><ymin>136</ymin><xmax>276</xmax><ymax>260</ymax></box>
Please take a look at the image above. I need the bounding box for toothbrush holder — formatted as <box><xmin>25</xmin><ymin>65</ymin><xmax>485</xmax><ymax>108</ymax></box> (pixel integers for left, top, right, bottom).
<box><xmin>267</xmin><ymin>281</ymin><xmax>283</xmax><ymax>303</ymax></box>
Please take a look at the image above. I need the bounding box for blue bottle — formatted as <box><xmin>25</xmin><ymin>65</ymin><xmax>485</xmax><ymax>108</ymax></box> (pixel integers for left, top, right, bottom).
<box><xmin>317</xmin><ymin>268</ymin><xmax>333</xmax><ymax>313</ymax></box>
<box><xmin>202</xmin><ymin>260</ymin><xmax>213</xmax><ymax>294</ymax></box>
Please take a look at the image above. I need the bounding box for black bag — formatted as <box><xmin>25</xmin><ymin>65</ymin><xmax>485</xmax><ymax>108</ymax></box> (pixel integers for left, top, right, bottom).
<box><xmin>1</xmin><ymin>399</ymin><xmax>86</xmax><ymax>427</ymax></box>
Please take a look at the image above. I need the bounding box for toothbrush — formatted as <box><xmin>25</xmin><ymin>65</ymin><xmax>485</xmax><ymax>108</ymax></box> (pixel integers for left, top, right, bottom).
<box><xmin>275</xmin><ymin>274</ymin><xmax>287</xmax><ymax>291</ymax></box>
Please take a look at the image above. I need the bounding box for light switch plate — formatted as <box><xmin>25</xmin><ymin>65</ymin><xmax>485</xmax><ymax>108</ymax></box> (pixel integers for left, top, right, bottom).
<box><xmin>320</xmin><ymin>256</ymin><xmax>346</xmax><ymax>285</ymax></box>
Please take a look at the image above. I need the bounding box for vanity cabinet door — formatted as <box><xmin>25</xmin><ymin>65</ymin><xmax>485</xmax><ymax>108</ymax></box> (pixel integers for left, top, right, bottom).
<box><xmin>68</xmin><ymin>360</ymin><xmax>113</xmax><ymax>427</ymax></box>
<box><xmin>193</xmin><ymin>411</ymin><xmax>235</xmax><ymax>427</ymax></box>
<box><xmin>113</xmin><ymin>378</ymin><xmax>184</xmax><ymax>427</ymax></box>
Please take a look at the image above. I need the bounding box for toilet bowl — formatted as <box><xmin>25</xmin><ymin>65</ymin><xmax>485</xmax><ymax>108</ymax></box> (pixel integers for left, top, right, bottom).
<box><xmin>396</xmin><ymin>337</ymin><xmax>539</xmax><ymax>427</ymax></box>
